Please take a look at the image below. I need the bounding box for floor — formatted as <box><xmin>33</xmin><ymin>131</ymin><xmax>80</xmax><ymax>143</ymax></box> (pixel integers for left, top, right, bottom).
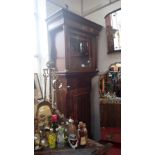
<box><xmin>107</xmin><ymin>142</ymin><xmax>121</xmax><ymax>155</ymax></box>
<box><xmin>100</xmin><ymin>127</ymin><xmax>121</xmax><ymax>155</ymax></box>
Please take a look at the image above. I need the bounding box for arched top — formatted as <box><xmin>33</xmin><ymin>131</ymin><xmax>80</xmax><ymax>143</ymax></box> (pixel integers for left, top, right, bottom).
<box><xmin>108</xmin><ymin>62</ymin><xmax>121</xmax><ymax>72</ymax></box>
<box><xmin>104</xmin><ymin>8</ymin><xmax>121</xmax><ymax>18</ymax></box>
<box><xmin>105</xmin><ymin>9</ymin><xmax>121</xmax><ymax>53</ymax></box>
<box><xmin>99</xmin><ymin>62</ymin><xmax>121</xmax><ymax>99</ymax></box>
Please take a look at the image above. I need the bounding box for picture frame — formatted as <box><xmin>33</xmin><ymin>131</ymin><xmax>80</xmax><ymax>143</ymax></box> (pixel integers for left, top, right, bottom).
<box><xmin>34</xmin><ymin>73</ymin><xmax>43</xmax><ymax>100</ymax></box>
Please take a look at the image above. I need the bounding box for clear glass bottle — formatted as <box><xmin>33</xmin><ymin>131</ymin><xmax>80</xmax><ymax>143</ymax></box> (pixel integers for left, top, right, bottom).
<box><xmin>57</xmin><ymin>124</ymin><xmax>65</xmax><ymax>148</ymax></box>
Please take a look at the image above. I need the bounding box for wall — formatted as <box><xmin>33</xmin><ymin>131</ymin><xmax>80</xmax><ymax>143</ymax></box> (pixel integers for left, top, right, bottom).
<box><xmin>83</xmin><ymin>0</ymin><xmax>121</xmax><ymax>140</ymax></box>
<box><xmin>34</xmin><ymin>0</ymin><xmax>50</xmax><ymax>93</ymax></box>
<box><xmin>46</xmin><ymin>1</ymin><xmax>61</xmax><ymax>16</ymax></box>
<box><xmin>82</xmin><ymin>0</ymin><xmax>109</xmax><ymax>15</ymax></box>
<box><xmin>46</xmin><ymin>0</ymin><xmax>81</xmax><ymax>16</ymax></box>
<box><xmin>84</xmin><ymin>0</ymin><xmax>121</xmax><ymax>73</ymax></box>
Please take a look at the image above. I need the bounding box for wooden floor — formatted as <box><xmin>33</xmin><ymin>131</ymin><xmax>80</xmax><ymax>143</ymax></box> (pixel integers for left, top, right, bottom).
<box><xmin>100</xmin><ymin>127</ymin><xmax>121</xmax><ymax>155</ymax></box>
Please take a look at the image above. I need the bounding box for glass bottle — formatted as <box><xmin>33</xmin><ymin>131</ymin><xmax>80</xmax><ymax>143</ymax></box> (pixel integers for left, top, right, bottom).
<box><xmin>57</xmin><ymin>124</ymin><xmax>65</xmax><ymax>148</ymax></box>
<box><xmin>48</xmin><ymin>128</ymin><xmax>57</xmax><ymax>149</ymax></box>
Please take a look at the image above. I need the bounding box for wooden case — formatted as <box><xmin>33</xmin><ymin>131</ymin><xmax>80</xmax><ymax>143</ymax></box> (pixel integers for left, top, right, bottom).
<box><xmin>46</xmin><ymin>9</ymin><xmax>102</xmax><ymax>73</ymax></box>
<box><xmin>46</xmin><ymin>9</ymin><xmax>102</xmax><ymax>136</ymax></box>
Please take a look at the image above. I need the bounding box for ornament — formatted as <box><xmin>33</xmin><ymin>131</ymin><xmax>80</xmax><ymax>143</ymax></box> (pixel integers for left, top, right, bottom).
<box><xmin>67</xmin><ymin>118</ymin><xmax>78</xmax><ymax>149</ymax></box>
<box><xmin>68</xmin><ymin>133</ymin><xmax>78</xmax><ymax>149</ymax></box>
<box><xmin>77</xmin><ymin>122</ymin><xmax>87</xmax><ymax>147</ymax></box>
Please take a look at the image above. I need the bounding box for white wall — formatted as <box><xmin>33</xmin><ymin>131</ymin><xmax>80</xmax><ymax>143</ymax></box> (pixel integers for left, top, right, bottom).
<box><xmin>83</xmin><ymin>0</ymin><xmax>109</xmax><ymax>14</ymax></box>
<box><xmin>46</xmin><ymin>1</ymin><xmax>61</xmax><ymax>17</ymax></box>
<box><xmin>84</xmin><ymin>0</ymin><xmax>121</xmax><ymax>74</ymax></box>
<box><xmin>83</xmin><ymin>0</ymin><xmax>121</xmax><ymax>140</ymax></box>
<box><xmin>46</xmin><ymin>0</ymin><xmax>81</xmax><ymax>16</ymax></box>
<box><xmin>34</xmin><ymin>0</ymin><xmax>50</xmax><ymax>93</ymax></box>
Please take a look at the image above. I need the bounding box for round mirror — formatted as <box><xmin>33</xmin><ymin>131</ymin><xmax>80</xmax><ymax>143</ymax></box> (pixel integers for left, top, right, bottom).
<box><xmin>99</xmin><ymin>62</ymin><xmax>121</xmax><ymax>98</ymax></box>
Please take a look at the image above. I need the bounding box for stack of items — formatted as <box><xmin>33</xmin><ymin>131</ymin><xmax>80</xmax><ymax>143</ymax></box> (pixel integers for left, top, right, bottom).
<box><xmin>34</xmin><ymin>65</ymin><xmax>88</xmax><ymax>151</ymax></box>
<box><xmin>101</xmin><ymin>92</ymin><xmax>121</xmax><ymax>104</ymax></box>
<box><xmin>34</xmin><ymin>113</ymin><xmax>88</xmax><ymax>151</ymax></box>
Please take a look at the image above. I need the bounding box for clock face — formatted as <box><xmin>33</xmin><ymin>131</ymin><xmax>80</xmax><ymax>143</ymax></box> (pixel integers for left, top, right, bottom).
<box><xmin>68</xmin><ymin>30</ymin><xmax>94</xmax><ymax>71</ymax></box>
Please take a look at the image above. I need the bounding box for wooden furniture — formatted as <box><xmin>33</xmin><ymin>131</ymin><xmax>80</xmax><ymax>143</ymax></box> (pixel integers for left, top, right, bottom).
<box><xmin>34</xmin><ymin>139</ymin><xmax>112</xmax><ymax>155</ymax></box>
<box><xmin>99</xmin><ymin>62</ymin><xmax>121</xmax><ymax>128</ymax></box>
<box><xmin>46</xmin><ymin>9</ymin><xmax>102</xmax><ymax>136</ymax></box>
<box><xmin>100</xmin><ymin>101</ymin><xmax>121</xmax><ymax>144</ymax></box>
<box><xmin>100</xmin><ymin>101</ymin><xmax>121</xmax><ymax>128</ymax></box>
<box><xmin>99</xmin><ymin>63</ymin><xmax>121</xmax><ymax>144</ymax></box>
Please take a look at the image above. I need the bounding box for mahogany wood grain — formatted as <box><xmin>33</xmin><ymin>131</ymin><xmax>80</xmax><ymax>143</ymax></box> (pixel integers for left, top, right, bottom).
<box><xmin>100</xmin><ymin>102</ymin><xmax>121</xmax><ymax>128</ymax></box>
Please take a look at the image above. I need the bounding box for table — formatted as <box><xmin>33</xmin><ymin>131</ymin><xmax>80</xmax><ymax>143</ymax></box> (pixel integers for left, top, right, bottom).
<box><xmin>34</xmin><ymin>139</ymin><xmax>112</xmax><ymax>155</ymax></box>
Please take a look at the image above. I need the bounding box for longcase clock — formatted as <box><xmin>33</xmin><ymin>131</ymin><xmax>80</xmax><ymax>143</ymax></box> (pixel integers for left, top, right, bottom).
<box><xmin>46</xmin><ymin>9</ymin><xmax>102</xmax><ymax>136</ymax></box>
